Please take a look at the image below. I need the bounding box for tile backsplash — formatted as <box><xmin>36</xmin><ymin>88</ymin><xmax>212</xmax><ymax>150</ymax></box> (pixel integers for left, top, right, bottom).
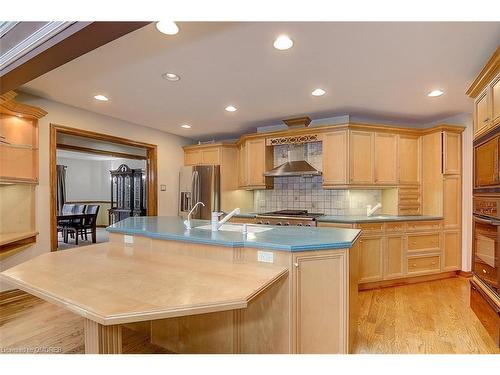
<box><xmin>254</xmin><ymin>176</ymin><xmax>381</xmax><ymax>215</ymax></box>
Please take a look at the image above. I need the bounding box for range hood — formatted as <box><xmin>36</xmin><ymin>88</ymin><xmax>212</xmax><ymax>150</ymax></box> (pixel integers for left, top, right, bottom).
<box><xmin>264</xmin><ymin>160</ymin><xmax>322</xmax><ymax>177</ymax></box>
<box><xmin>264</xmin><ymin>145</ymin><xmax>322</xmax><ymax>177</ymax></box>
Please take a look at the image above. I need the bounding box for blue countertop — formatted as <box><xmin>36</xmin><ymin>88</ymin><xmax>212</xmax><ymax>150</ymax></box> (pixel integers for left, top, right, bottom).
<box><xmin>316</xmin><ymin>215</ymin><xmax>443</xmax><ymax>223</ymax></box>
<box><xmin>107</xmin><ymin>216</ymin><xmax>361</xmax><ymax>252</ymax></box>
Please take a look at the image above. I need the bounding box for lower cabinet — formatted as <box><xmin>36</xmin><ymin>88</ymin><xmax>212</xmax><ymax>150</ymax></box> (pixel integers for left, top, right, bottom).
<box><xmin>384</xmin><ymin>235</ymin><xmax>404</xmax><ymax>279</ymax></box>
<box><xmin>358</xmin><ymin>236</ymin><xmax>383</xmax><ymax>283</ymax></box>
<box><xmin>443</xmin><ymin>230</ymin><xmax>461</xmax><ymax>271</ymax></box>
<box><xmin>293</xmin><ymin>250</ymin><xmax>351</xmax><ymax>354</ymax></box>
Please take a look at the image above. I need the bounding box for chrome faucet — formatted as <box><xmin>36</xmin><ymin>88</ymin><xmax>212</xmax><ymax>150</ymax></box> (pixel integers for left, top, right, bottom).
<box><xmin>366</xmin><ymin>202</ymin><xmax>382</xmax><ymax>217</ymax></box>
<box><xmin>211</xmin><ymin>208</ymin><xmax>241</xmax><ymax>231</ymax></box>
<box><xmin>184</xmin><ymin>201</ymin><xmax>205</xmax><ymax>229</ymax></box>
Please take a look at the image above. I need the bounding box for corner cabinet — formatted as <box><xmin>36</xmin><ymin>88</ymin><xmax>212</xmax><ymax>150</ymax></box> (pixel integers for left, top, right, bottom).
<box><xmin>0</xmin><ymin>91</ymin><xmax>46</xmax><ymax>259</ymax></box>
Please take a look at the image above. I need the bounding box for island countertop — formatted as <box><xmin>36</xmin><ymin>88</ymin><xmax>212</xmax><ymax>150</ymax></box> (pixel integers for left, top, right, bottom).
<box><xmin>316</xmin><ymin>214</ymin><xmax>443</xmax><ymax>224</ymax></box>
<box><xmin>107</xmin><ymin>216</ymin><xmax>361</xmax><ymax>252</ymax></box>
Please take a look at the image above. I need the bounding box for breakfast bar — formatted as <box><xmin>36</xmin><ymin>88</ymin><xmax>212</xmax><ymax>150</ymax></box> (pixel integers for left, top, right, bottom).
<box><xmin>1</xmin><ymin>216</ymin><xmax>361</xmax><ymax>354</ymax></box>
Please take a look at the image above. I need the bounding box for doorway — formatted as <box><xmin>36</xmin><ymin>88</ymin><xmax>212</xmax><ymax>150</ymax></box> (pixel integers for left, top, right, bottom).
<box><xmin>50</xmin><ymin>124</ymin><xmax>157</xmax><ymax>251</ymax></box>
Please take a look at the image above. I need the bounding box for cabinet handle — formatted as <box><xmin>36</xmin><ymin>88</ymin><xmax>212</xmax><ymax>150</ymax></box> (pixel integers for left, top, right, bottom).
<box><xmin>294</xmin><ymin>262</ymin><xmax>299</xmax><ymax>268</ymax></box>
<box><xmin>431</xmin><ymin>262</ymin><xmax>436</xmax><ymax>265</ymax></box>
<box><xmin>483</xmin><ymin>118</ymin><xmax>490</xmax><ymax>122</ymax></box>
<box><xmin>482</xmin><ymin>269</ymin><xmax>487</xmax><ymax>274</ymax></box>
<box><xmin>412</xmin><ymin>264</ymin><xmax>416</xmax><ymax>267</ymax></box>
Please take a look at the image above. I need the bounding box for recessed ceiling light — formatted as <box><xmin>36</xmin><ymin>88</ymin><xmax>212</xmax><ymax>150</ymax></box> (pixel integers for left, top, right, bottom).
<box><xmin>311</xmin><ymin>88</ymin><xmax>326</xmax><ymax>97</ymax></box>
<box><xmin>94</xmin><ymin>94</ymin><xmax>109</xmax><ymax>102</ymax></box>
<box><xmin>225</xmin><ymin>105</ymin><xmax>237</xmax><ymax>112</ymax></box>
<box><xmin>427</xmin><ymin>90</ymin><xmax>444</xmax><ymax>97</ymax></box>
<box><xmin>273</xmin><ymin>35</ymin><xmax>293</xmax><ymax>50</ymax></box>
<box><xmin>162</xmin><ymin>72</ymin><xmax>180</xmax><ymax>81</ymax></box>
<box><xmin>181</xmin><ymin>124</ymin><xmax>191</xmax><ymax>129</ymax></box>
<box><xmin>156</xmin><ymin>21</ymin><xmax>179</xmax><ymax>35</ymax></box>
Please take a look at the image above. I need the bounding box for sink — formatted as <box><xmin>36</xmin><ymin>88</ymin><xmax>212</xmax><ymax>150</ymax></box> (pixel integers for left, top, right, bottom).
<box><xmin>367</xmin><ymin>215</ymin><xmax>391</xmax><ymax>219</ymax></box>
<box><xmin>196</xmin><ymin>224</ymin><xmax>272</xmax><ymax>233</ymax></box>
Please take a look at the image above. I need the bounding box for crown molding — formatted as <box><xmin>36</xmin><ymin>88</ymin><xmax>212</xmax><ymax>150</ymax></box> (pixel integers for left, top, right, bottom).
<box><xmin>466</xmin><ymin>46</ymin><xmax>500</xmax><ymax>98</ymax></box>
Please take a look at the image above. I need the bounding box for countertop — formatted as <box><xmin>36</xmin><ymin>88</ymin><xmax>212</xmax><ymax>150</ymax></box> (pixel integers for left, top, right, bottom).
<box><xmin>107</xmin><ymin>216</ymin><xmax>361</xmax><ymax>252</ymax></box>
<box><xmin>0</xmin><ymin>243</ymin><xmax>288</xmax><ymax>325</ymax></box>
<box><xmin>316</xmin><ymin>215</ymin><xmax>443</xmax><ymax>224</ymax></box>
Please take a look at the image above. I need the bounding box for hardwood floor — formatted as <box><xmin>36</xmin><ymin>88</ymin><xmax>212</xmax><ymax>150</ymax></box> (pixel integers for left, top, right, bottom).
<box><xmin>0</xmin><ymin>293</ymin><xmax>168</xmax><ymax>354</ymax></box>
<box><xmin>1</xmin><ymin>277</ymin><xmax>498</xmax><ymax>354</ymax></box>
<box><xmin>353</xmin><ymin>277</ymin><xmax>500</xmax><ymax>354</ymax></box>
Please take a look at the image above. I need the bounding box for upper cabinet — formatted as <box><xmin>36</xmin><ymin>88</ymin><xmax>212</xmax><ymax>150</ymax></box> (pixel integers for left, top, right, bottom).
<box><xmin>443</xmin><ymin>131</ymin><xmax>461</xmax><ymax>175</ymax></box>
<box><xmin>238</xmin><ymin>138</ymin><xmax>273</xmax><ymax>190</ymax></box>
<box><xmin>467</xmin><ymin>48</ymin><xmax>500</xmax><ymax>139</ymax></box>
<box><xmin>398</xmin><ymin>135</ymin><xmax>420</xmax><ymax>185</ymax></box>
<box><xmin>374</xmin><ymin>133</ymin><xmax>398</xmax><ymax>185</ymax></box>
<box><xmin>349</xmin><ymin>130</ymin><xmax>374</xmax><ymax>184</ymax></box>
<box><xmin>322</xmin><ymin>130</ymin><xmax>348</xmax><ymax>186</ymax></box>
<box><xmin>184</xmin><ymin>146</ymin><xmax>221</xmax><ymax>166</ymax></box>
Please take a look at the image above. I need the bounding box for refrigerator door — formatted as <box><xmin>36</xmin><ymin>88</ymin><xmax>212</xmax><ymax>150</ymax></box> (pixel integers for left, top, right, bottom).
<box><xmin>193</xmin><ymin>165</ymin><xmax>221</xmax><ymax>219</ymax></box>
<box><xmin>179</xmin><ymin>166</ymin><xmax>194</xmax><ymax>218</ymax></box>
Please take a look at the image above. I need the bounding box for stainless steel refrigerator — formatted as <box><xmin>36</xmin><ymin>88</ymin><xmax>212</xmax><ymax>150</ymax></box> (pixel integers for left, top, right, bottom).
<box><xmin>179</xmin><ymin>165</ymin><xmax>220</xmax><ymax>219</ymax></box>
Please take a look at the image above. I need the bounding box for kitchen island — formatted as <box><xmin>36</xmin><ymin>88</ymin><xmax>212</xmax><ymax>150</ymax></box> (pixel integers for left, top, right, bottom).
<box><xmin>1</xmin><ymin>216</ymin><xmax>361</xmax><ymax>354</ymax></box>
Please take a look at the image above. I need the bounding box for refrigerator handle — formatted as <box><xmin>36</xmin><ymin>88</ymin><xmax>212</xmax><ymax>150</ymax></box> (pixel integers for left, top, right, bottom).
<box><xmin>192</xmin><ymin>170</ymin><xmax>200</xmax><ymax>209</ymax></box>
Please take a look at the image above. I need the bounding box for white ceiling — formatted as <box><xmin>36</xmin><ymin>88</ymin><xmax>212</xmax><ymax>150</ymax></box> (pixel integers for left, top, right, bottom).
<box><xmin>22</xmin><ymin>22</ymin><xmax>500</xmax><ymax>141</ymax></box>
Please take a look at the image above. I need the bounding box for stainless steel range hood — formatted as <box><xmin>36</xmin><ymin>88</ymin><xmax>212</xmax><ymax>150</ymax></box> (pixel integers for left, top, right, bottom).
<box><xmin>264</xmin><ymin>160</ymin><xmax>322</xmax><ymax>177</ymax></box>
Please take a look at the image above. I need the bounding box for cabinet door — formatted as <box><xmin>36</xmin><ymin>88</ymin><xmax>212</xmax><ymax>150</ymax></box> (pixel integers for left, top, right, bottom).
<box><xmin>294</xmin><ymin>252</ymin><xmax>347</xmax><ymax>353</ymax></box>
<box><xmin>322</xmin><ymin>130</ymin><xmax>348</xmax><ymax>186</ymax></box>
<box><xmin>237</xmin><ymin>143</ymin><xmax>247</xmax><ymax>187</ymax></box>
<box><xmin>443</xmin><ymin>230</ymin><xmax>461</xmax><ymax>271</ymax></box>
<box><xmin>358</xmin><ymin>236</ymin><xmax>383</xmax><ymax>283</ymax></box>
<box><xmin>246</xmin><ymin>139</ymin><xmax>268</xmax><ymax>187</ymax></box>
<box><xmin>384</xmin><ymin>235</ymin><xmax>404</xmax><ymax>279</ymax></box>
<box><xmin>184</xmin><ymin>149</ymin><xmax>201</xmax><ymax>166</ymax></box>
<box><xmin>443</xmin><ymin>132</ymin><xmax>461</xmax><ymax>175</ymax></box>
<box><xmin>349</xmin><ymin>131</ymin><xmax>374</xmax><ymax>184</ymax></box>
<box><xmin>492</xmin><ymin>74</ymin><xmax>500</xmax><ymax>126</ymax></box>
<box><xmin>443</xmin><ymin>175</ymin><xmax>461</xmax><ymax>229</ymax></box>
<box><xmin>398</xmin><ymin>135</ymin><xmax>420</xmax><ymax>184</ymax></box>
<box><xmin>201</xmin><ymin>148</ymin><xmax>220</xmax><ymax>165</ymax></box>
<box><xmin>474</xmin><ymin>88</ymin><xmax>490</xmax><ymax>138</ymax></box>
<box><xmin>374</xmin><ymin>132</ymin><xmax>397</xmax><ymax>184</ymax></box>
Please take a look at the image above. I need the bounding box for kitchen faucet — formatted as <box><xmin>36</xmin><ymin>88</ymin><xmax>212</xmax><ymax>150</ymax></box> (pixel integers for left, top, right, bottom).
<box><xmin>211</xmin><ymin>208</ymin><xmax>241</xmax><ymax>231</ymax></box>
<box><xmin>184</xmin><ymin>201</ymin><xmax>205</xmax><ymax>229</ymax></box>
<box><xmin>366</xmin><ymin>202</ymin><xmax>382</xmax><ymax>217</ymax></box>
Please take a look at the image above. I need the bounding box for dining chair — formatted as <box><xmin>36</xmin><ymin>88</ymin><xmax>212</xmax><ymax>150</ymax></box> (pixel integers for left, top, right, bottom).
<box><xmin>57</xmin><ymin>203</ymin><xmax>76</xmax><ymax>242</ymax></box>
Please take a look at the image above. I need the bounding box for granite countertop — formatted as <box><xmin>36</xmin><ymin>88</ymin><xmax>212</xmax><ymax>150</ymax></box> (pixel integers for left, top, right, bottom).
<box><xmin>316</xmin><ymin>215</ymin><xmax>443</xmax><ymax>223</ymax></box>
<box><xmin>107</xmin><ymin>216</ymin><xmax>361</xmax><ymax>252</ymax></box>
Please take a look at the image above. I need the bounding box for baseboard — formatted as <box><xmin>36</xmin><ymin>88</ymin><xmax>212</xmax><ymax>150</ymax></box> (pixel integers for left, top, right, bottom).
<box><xmin>0</xmin><ymin>289</ymin><xmax>31</xmax><ymax>306</ymax></box>
<box><xmin>359</xmin><ymin>271</ymin><xmax>459</xmax><ymax>291</ymax></box>
<box><xmin>458</xmin><ymin>270</ymin><xmax>473</xmax><ymax>278</ymax></box>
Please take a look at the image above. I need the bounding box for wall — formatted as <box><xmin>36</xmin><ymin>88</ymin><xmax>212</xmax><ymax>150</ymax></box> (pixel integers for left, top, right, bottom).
<box><xmin>0</xmin><ymin>93</ymin><xmax>190</xmax><ymax>290</ymax></box>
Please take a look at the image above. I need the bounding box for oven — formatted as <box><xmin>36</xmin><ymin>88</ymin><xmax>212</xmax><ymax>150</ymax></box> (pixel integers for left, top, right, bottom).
<box><xmin>474</xmin><ymin>129</ymin><xmax>500</xmax><ymax>193</ymax></box>
<box><xmin>473</xmin><ymin>195</ymin><xmax>500</xmax><ymax>297</ymax></box>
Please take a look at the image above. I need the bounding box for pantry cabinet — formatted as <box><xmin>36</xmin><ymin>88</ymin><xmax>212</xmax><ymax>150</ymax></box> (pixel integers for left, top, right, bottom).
<box><xmin>443</xmin><ymin>131</ymin><xmax>461</xmax><ymax>175</ymax></box>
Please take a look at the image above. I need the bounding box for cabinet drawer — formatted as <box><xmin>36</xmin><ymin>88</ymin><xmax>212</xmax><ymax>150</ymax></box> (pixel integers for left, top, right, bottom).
<box><xmin>317</xmin><ymin>222</ymin><xmax>354</xmax><ymax>229</ymax></box>
<box><xmin>407</xmin><ymin>255</ymin><xmax>440</xmax><ymax>274</ymax></box>
<box><xmin>399</xmin><ymin>208</ymin><xmax>421</xmax><ymax>216</ymax></box>
<box><xmin>406</xmin><ymin>221</ymin><xmax>441</xmax><ymax>231</ymax></box>
<box><xmin>357</xmin><ymin>222</ymin><xmax>384</xmax><ymax>234</ymax></box>
<box><xmin>386</xmin><ymin>222</ymin><xmax>405</xmax><ymax>232</ymax></box>
<box><xmin>407</xmin><ymin>233</ymin><xmax>440</xmax><ymax>252</ymax></box>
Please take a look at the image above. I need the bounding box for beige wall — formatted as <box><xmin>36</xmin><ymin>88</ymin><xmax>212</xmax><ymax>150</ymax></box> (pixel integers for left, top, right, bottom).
<box><xmin>0</xmin><ymin>94</ymin><xmax>190</xmax><ymax>290</ymax></box>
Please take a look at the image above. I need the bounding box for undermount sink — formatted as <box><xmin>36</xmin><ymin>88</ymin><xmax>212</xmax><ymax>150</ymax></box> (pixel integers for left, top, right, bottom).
<box><xmin>196</xmin><ymin>224</ymin><xmax>272</xmax><ymax>233</ymax></box>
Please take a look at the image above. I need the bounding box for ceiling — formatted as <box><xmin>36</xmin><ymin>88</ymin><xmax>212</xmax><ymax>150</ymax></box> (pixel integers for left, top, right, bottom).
<box><xmin>21</xmin><ymin>22</ymin><xmax>500</xmax><ymax>141</ymax></box>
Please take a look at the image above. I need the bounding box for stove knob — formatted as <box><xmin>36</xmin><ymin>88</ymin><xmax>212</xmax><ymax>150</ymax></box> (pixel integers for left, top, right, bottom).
<box><xmin>284</xmin><ymin>222</ymin><xmax>290</xmax><ymax>226</ymax></box>
<box><xmin>265</xmin><ymin>221</ymin><xmax>271</xmax><ymax>225</ymax></box>
<box><xmin>305</xmin><ymin>223</ymin><xmax>312</xmax><ymax>227</ymax></box>
<box><xmin>297</xmin><ymin>223</ymin><xmax>303</xmax><ymax>226</ymax></box>
<box><xmin>276</xmin><ymin>222</ymin><xmax>282</xmax><ymax>226</ymax></box>
<box><xmin>256</xmin><ymin>220</ymin><xmax>263</xmax><ymax>225</ymax></box>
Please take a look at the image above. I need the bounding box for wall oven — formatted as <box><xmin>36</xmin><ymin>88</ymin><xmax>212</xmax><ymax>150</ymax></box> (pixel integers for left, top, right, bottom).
<box><xmin>473</xmin><ymin>195</ymin><xmax>500</xmax><ymax>298</ymax></box>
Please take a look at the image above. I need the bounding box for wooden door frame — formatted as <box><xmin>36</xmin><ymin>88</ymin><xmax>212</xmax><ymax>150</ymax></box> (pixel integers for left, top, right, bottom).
<box><xmin>50</xmin><ymin>123</ymin><xmax>158</xmax><ymax>251</ymax></box>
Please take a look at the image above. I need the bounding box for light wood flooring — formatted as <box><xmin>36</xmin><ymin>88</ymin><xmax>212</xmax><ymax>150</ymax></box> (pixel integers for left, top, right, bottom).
<box><xmin>353</xmin><ymin>277</ymin><xmax>499</xmax><ymax>354</ymax></box>
<box><xmin>0</xmin><ymin>277</ymin><xmax>498</xmax><ymax>354</ymax></box>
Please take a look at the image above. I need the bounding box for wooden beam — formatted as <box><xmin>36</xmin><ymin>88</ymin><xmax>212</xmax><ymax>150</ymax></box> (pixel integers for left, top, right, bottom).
<box><xmin>0</xmin><ymin>22</ymin><xmax>150</xmax><ymax>94</ymax></box>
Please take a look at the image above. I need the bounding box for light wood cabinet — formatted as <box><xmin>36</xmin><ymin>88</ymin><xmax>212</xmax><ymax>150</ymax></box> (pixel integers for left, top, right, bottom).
<box><xmin>443</xmin><ymin>230</ymin><xmax>461</xmax><ymax>271</ymax></box>
<box><xmin>443</xmin><ymin>131</ymin><xmax>461</xmax><ymax>175</ymax></box>
<box><xmin>474</xmin><ymin>88</ymin><xmax>490</xmax><ymax>138</ymax></box>
<box><xmin>349</xmin><ymin>130</ymin><xmax>374</xmax><ymax>184</ymax></box>
<box><xmin>493</xmin><ymin>74</ymin><xmax>500</xmax><ymax>126</ymax></box>
<box><xmin>443</xmin><ymin>175</ymin><xmax>461</xmax><ymax>229</ymax></box>
<box><xmin>358</xmin><ymin>236</ymin><xmax>383</xmax><ymax>283</ymax></box>
<box><xmin>183</xmin><ymin>146</ymin><xmax>221</xmax><ymax>166</ymax></box>
<box><xmin>398</xmin><ymin>134</ymin><xmax>420</xmax><ymax>185</ymax></box>
<box><xmin>384</xmin><ymin>235</ymin><xmax>404</xmax><ymax>279</ymax></box>
<box><xmin>322</xmin><ymin>130</ymin><xmax>348</xmax><ymax>186</ymax></box>
<box><xmin>407</xmin><ymin>255</ymin><xmax>440</xmax><ymax>275</ymax></box>
<box><xmin>374</xmin><ymin>133</ymin><xmax>398</xmax><ymax>184</ymax></box>
<box><xmin>293</xmin><ymin>251</ymin><xmax>348</xmax><ymax>353</ymax></box>
<box><xmin>237</xmin><ymin>139</ymin><xmax>273</xmax><ymax>190</ymax></box>
<box><xmin>237</xmin><ymin>143</ymin><xmax>248</xmax><ymax>187</ymax></box>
